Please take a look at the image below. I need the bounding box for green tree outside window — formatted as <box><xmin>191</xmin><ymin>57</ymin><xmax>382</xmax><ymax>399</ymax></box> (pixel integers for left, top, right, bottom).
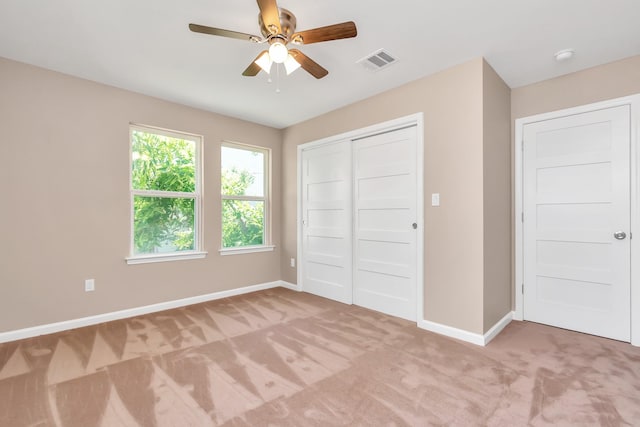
<box><xmin>221</xmin><ymin>145</ymin><xmax>268</xmax><ymax>248</ymax></box>
<box><xmin>131</xmin><ymin>128</ymin><xmax>199</xmax><ymax>255</ymax></box>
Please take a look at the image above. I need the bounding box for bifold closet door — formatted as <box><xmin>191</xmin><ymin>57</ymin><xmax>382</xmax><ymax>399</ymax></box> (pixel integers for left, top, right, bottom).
<box><xmin>301</xmin><ymin>140</ymin><xmax>352</xmax><ymax>304</ymax></box>
<box><xmin>353</xmin><ymin>126</ymin><xmax>418</xmax><ymax>321</ymax></box>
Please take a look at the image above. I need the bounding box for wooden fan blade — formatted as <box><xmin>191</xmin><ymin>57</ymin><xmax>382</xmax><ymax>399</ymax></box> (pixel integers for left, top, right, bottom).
<box><xmin>242</xmin><ymin>51</ymin><xmax>269</xmax><ymax>76</ymax></box>
<box><xmin>291</xmin><ymin>21</ymin><xmax>357</xmax><ymax>45</ymax></box>
<box><xmin>257</xmin><ymin>0</ymin><xmax>281</xmax><ymax>34</ymax></box>
<box><xmin>189</xmin><ymin>23</ymin><xmax>260</xmax><ymax>42</ymax></box>
<box><xmin>289</xmin><ymin>49</ymin><xmax>328</xmax><ymax>79</ymax></box>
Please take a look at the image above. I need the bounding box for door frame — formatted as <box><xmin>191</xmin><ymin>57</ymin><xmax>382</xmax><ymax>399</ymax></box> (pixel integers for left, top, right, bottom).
<box><xmin>514</xmin><ymin>95</ymin><xmax>640</xmax><ymax>346</ymax></box>
<box><xmin>297</xmin><ymin>113</ymin><xmax>425</xmax><ymax>324</ymax></box>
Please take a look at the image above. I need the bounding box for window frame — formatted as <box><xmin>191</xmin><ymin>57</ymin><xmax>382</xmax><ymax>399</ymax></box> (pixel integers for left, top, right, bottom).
<box><xmin>126</xmin><ymin>123</ymin><xmax>206</xmax><ymax>265</ymax></box>
<box><xmin>220</xmin><ymin>141</ymin><xmax>274</xmax><ymax>255</ymax></box>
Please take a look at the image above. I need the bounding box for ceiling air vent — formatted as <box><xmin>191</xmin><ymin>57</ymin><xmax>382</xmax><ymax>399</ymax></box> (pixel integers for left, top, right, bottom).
<box><xmin>357</xmin><ymin>49</ymin><xmax>398</xmax><ymax>72</ymax></box>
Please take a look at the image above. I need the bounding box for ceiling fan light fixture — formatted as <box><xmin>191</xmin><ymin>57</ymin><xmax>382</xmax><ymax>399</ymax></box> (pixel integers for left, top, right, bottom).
<box><xmin>269</xmin><ymin>40</ymin><xmax>288</xmax><ymax>63</ymax></box>
<box><xmin>255</xmin><ymin>51</ymin><xmax>273</xmax><ymax>74</ymax></box>
<box><xmin>284</xmin><ymin>54</ymin><xmax>301</xmax><ymax>75</ymax></box>
<box><xmin>189</xmin><ymin>2</ymin><xmax>357</xmax><ymax>80</ymax></box>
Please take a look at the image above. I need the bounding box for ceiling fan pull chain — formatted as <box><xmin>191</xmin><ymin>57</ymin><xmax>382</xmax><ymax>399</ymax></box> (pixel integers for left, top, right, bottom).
<box><xmin>276</xmin><ymin>63</ymin><xmax>281</xmax><ymax>93</ymax></box>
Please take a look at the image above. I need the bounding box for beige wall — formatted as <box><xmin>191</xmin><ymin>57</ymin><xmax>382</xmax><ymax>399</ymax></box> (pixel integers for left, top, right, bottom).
<box><xmin>3</xmin><ymin>49</ymin><xmax>562</xmax><ymax>337</ymax></box>
<box><xmin>0</xmin><ymin>57</ymin><xmax>282</xmax><ymax>333</ymax></box>
<box><xmin>512</xmin><ymin>55</ymin><xmax>640</xmax><ymax>121</ymax></box>
<box><xmin>482</xmin><ymin>61</ymin><xmax>512</xmax><ymax>331</ymax></box>
<box><xmin>282</xmin><ymin>58</ymin><xmax>495</xmax><ymax>334</ymax></box>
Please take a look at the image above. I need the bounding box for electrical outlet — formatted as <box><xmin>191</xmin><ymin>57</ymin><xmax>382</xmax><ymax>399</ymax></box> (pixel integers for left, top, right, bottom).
<box><xmin>85</xmin><ymin>279</ymin><xmax>95</xmax><ymax>292</ymax></box>
<box><xmin>290</xmin><ymin>258</ymin><xmax>296</xmax><ymax>268</ymax></box>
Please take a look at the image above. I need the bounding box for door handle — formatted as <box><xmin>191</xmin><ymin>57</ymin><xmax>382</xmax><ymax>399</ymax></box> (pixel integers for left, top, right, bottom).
<box><xmin>614</xmin><ymin>231</ymin><xmax>627</xmax><ymax>240</ymax></box>
<box><xmin>412</xmin><ymin>223</ymin><xmax>417</xmax><ymax>230</ymax></box>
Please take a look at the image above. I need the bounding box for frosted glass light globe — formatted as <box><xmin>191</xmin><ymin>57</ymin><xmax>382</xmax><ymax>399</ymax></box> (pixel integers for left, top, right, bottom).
<box><xmin>269</xmin><ymin>41</ymin><xmax>288</xmax><ymax>64</ymax></box>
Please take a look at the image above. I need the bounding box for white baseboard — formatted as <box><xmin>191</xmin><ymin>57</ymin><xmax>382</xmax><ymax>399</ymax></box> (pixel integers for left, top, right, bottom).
<box><xmin>483</xmin><ymin>311</ymin><xmax>514</xmax><ymax>345</ymax></box>
<box><xmin>279</xmin><ymin>281</ymin><xmax>301</xmax><ymax>292</ymax></box>
<box><xmin>0</xmin><ymin>280</ymin><xmax>294</xmax><ymax>344</ymax></box>
<box><xmin>418</xmin><ymin>319</ymin><xmax>486</xmax><ymax>346</ymax></box>
<box><xmin>418</xmin><ymin>311</ymin><xmax>514</xmax><ymax>346</ymax></box>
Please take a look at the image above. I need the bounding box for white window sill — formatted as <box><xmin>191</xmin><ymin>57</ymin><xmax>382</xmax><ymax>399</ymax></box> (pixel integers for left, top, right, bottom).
<box><xmin>219</xmin><ymin>245</ymin><xmax>275</xmax><ymax>256</ymax></box>
<box><xmin>126</xmin><ymin>251</ymin><xmax>208</xmax><ymax>265</ymax></box>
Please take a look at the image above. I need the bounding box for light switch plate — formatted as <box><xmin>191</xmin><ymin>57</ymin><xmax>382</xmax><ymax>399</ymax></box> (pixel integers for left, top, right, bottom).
<box><xmin>431</xmin><ymin>193</ymin><xmax>440</xmax><ymax>207</ymax></box>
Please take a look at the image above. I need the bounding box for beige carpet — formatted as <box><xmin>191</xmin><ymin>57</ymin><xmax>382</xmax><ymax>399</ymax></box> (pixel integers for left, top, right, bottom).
<box><xmin>0</xmin><ymin>288</ymin><xmax>639</xmax><ymax>426</ymax></box>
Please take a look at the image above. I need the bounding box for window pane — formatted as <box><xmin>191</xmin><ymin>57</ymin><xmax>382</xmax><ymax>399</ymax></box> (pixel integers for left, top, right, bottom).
<box><xmin>132</xmin><ymin>130</ymin><xmax>196</xmax><ymax>193</ymax></box>
<box><xmin>133</xmin><ymin>196</ymin><xmax>195</xmax><ymax>254</ymax></box>
<box><xmin>221</xmin><ymin>146</ymin><xmax>264</xmax><ymax>197</ymax></box>
<box><xmin>222</xmin><ymin>200</ymin><xmax>264</xmax><ymax>247</ymax></box>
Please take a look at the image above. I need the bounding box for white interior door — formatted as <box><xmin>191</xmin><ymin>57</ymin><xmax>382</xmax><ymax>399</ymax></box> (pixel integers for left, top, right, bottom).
<box><xmin>353</xmin><ymin>126</ymin><xmax>418</xmax><ymax>321</ymax></box>
<box><xmin>301</xmin><ymin>140</ymin><xmax>352</xmax><ymax>304</ymax></box>
<box><xmin>523</xmin><ymin>105</ymin><xmax>631</xmax><ymax>341</ymax></box>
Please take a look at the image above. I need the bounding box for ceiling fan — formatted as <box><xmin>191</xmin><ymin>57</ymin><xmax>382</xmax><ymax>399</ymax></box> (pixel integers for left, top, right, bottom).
<box><xmin>189</xmin><ymin>0</ymin><xmax>357</xmax><ymax>79</ymax></box>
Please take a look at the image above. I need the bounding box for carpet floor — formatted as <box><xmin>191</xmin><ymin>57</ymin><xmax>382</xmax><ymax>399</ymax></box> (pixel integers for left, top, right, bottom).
<box><xmin>0</xmin><ymin>288</ymin><xmax>639</xmax><ymax>426</ymax></box>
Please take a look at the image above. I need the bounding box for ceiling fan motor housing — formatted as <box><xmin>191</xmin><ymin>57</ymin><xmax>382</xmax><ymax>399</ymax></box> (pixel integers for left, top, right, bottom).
<box><xmin>259</xmin><ymin>8</ymin><xmax>296</xmax><ymax>40</ymax></box>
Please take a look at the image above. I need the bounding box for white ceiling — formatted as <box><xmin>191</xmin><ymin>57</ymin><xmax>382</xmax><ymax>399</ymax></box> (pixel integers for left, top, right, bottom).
<box><xmin>1</xmin><ymin>0</ymin><xmax>639</xmax><ymax>128</ymax></box>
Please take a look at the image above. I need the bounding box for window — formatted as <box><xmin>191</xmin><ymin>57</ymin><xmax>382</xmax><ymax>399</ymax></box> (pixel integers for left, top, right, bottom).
<box><xmin>220</xmin><ymin>143</ymin><xmax>272</xmax><ymax>254</ymax></box>
<box><xmin>127</xmin><ymin>124</ymin><xmax>205</xmax><ymax>264</ymax></box>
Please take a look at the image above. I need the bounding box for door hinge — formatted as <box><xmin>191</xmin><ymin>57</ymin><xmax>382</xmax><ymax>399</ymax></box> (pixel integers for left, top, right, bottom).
<box><xmin>521</xmin><ymin>283</ymin><xmax>524</xmax><ymax>294</ymax></box>
<box><xmin>521</xmin><ymin>212</ymin><xmax>524</xmax><ymax>223</ymax></box>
